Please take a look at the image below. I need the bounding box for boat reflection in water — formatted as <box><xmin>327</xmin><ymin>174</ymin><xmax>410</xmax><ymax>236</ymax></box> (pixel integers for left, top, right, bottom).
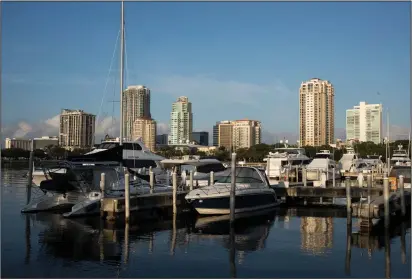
<box><xmin>191</xmin><ymin>208</ymin><xmax>277</xmax><ymax>263</ymax></box>
<box><xmin>26</xmin><ymin>208</ymin><xmax>277</xmax><ymax>268</ymax></box>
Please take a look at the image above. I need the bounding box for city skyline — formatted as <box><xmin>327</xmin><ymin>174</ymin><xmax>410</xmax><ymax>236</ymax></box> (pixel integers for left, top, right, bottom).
<box><xmin>2</xmin><ymin>1</ymin><xmax>410</xmax><ymax>143</ymax></box>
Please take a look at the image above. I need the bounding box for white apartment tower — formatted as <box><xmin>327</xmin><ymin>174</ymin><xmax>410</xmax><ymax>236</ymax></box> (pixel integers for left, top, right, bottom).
<box><xmin>299</xmin><ymin>78</ymin><xmax>335</xmax><ymax>146</ymax></box>
<box><xmin>169</xmin><ymin>96</ymin><xmax>193</xmax><ymax>145</ymax></box>
<box><xmin>232</xmin><ymin>119</ymin><xmax>261</xmax><ymax>150</ymax></box>
<box><xmin>346</xmin><ymin>101</ymin><xmax>382</xmax><ymax>144</ymax></box>
<box><xmin>59</xmin><ymin>109</ymin><xmax>95</xmax><ymax>150</ymax></box>
<box><xmin>122</xmin><ymin>85</ymin><xmax>151</xmax><ymax>140</ymax></box>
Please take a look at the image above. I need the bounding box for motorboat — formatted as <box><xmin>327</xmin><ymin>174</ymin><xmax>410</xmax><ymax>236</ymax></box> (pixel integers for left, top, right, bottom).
<box><xmin>390</xmin><ymin>145</ymin><xmax>411</xmax><ymax>167</ymax></box>
<box><xmin>185</xmin><ymin>166</ymin><xmax>280</xmax><ymax>215</ymax></box>
<box><xmin>306</xmin><ymin>150</ymin><xmax>342</xmax><ymax>186</ymax></box>
<box><xmin>339</xmin><ymin>147</ymin><xmax>359</xmax><ymax>174</ymax></box>
<box><xmin>21</xmin><ymin>161</ymin><xmax>173</xmax><ymax>217</ymax></box>
<box><xmin>263</xmin><ymin>148</ymin><xmax>311</xmax><ymax>180</ymax></box>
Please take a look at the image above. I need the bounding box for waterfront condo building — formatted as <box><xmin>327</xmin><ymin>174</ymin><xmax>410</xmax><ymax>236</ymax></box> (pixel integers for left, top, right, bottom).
<box><xmin>132</xmin><ymin>117</ymin><xmax>157</xmax><ymax>152</ymax></box>
<box><xmin>4</xmin><ymin>138</ymin><xmax>32</xmax><ymax>150</ymax></box>
<box><xmin>299</xmin><ymin>78</ymin><xmax>335</xmax><ymax>146</ymax></box>
<box><xmin>59</xmin><ymin>109</ymin><xmax>95</xmax><ymax>150</ymax></box>
<box><xmin>213</xmin><ymin>119</ymin><xmax>261</xmax><ymax>151</ymax></box>
<box><xmin>233</xmin><ymin>119</ymin><xmax>261</xmax><ymax>150</ymax></box>
<box><xmin>122</xmin><ymin>85</ymin><xmax>151</xmax><ymax>140</ymax></box>
<box><xmin>346</xmin><ymin>101</ymin><xmax>382</xmax><ymax>144</ymax></box>
<box><xmin>169</xmin><ymin>96</ymin><xmax>193</xmax><ymax>145</ymax></box>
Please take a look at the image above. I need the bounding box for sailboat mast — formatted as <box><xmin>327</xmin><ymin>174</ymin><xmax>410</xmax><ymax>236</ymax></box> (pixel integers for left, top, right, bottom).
<box><xmin>119</xmin><ymin>1</ymin><xmax>125</xmax><ymax>146</ymax></box>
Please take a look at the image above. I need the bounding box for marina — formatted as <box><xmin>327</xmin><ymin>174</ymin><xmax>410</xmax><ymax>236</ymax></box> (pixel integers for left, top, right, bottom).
<box><xmin>1</xmin><ymin>166</ymin><xmax>411</xmax><ymax>278</ymax></box>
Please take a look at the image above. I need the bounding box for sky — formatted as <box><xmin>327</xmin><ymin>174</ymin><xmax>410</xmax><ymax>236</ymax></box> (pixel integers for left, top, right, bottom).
<box><xmin>1</xmin><ymin>1</ymin><xmax>411</xmax><ymax>143</ymax></box>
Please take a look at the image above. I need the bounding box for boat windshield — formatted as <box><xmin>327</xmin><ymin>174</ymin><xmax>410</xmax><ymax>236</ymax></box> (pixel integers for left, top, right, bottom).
<box><xmin>314</xmin><ymin>154</ymin><xmax>332</xmax><ymax>159</ymax></box>
<box><xmin>215</xmin><ymin>167</ymin><xmax>264</xmax><ymax>184</ymax></box>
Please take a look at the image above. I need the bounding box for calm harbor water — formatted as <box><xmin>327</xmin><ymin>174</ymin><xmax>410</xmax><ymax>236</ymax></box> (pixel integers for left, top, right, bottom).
<box><xmin>1</xmin><ymin>167</ymin><xmax>411</xmax><ymax>278</ymax></box>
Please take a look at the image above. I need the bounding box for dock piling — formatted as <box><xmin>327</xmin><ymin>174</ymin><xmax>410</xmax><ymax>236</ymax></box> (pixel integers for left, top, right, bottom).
<box><xmin>399</xmin><ymin>175</ymin><xmax>405</xmax><ymax>216</ymax></box>
<box><xmin>303</xmin><ymin>167</ymin><xmax>307</xmax><ymax>187</ymax></box>
<box><xmin>345</xmin><ymin>220</ymin><xmax>352</xmax><ymax>275</ymax></box>
<box><xmin>166</xmin><ymin>170</ymin><xmax>170</xmax><ymax>186</ymax></box>
<box><xmin>26</xmin><ymin>141</ymin><xmax>34</xmax><ymax>205</ymax></box>
<box><xmin>125</xmin><ymin>173</ymin><xmax>130</xmax><ymax>223</ymax></box>
<box><xmin>189</xmin><ymin>170</ymin><xmax>194</xmax><ymax>191</ymax></box>
<box><xmin>100</xmin><ymin>173</ymin><xmax>106</xmax><ymax>218</ymax></box>
<box><xmin>332</xmin><ymin>167</ymin><xmax>336</xmax><ymax>188</ymax></box>
<box><xmin>345</xmin><ymin>177</ymin><xmax>352</xmax><ymax>224</ymax></box>
<box><xmin>383</xmin><ymin>177</ymin><xmax>389</xmax><ymax>228</ymax></box>
<box><xmin>210</xmin><ymin>171</ymin><xmax>214</xmax><ymax>186</ymax></box>
<box><xmin>149</xmin><ymin>170</ymin><xmax>154</xmax><ymax>194</ymax></box>
<box><xmin>172</xmin><ymin>171</ymin><xmax>177</xmax><ymax>214</ymax></box>
<box><xmin>230</xmin><ymin>153</ymin><xmax>237</xmax><ymax>222</ymax></box>
<box><xmin>385</xmin><ymin>226</ymin><xmax>391</xmax><ymax>278</ymax></box>
<box><xmin>286</xmin><ymin>168</ymin><xmax>289</xmax><ymax>182</ymax></box>
<box><xmin>367</xmin><ymin>174</ymin><xmax>372</xmax><ymax>219</ymax></box>
<box><xmin>400</xmin><ymin>222</ymin><xmax>406</xmax><ymax>264</ymax></box>
<box><xmin>295</xmin><ymin>166</ymin><xmax>299</xmax><ymax>182</ymax></box>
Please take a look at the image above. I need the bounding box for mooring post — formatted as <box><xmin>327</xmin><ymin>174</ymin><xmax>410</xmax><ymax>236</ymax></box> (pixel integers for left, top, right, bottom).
<box><xmin>286</xmin><ymin>168</ymin><xmax>289</xmax><ymax>182</ymax></box>
<box><xmin>210</xmin><ymin>171</ymin><xmax>214</xmax><ymax>186</ymax></box>
<box><xmin>26</xmin><ymin>140</ymin><xmax>34</xmax><ymax>205</ymax></box>
<box><xmin>189</xmin><ymin>170</ymin><xmax>194</xmax><ymax>191</ymax></box>
<box><xmin>149</xmin><ymin>169</ymin><xmax>154</xmax><ymax>194</ymax></box>
<box><xmin>125</xmin><ymin>173</ymin><xmax>130</xmax><ymax>223</ymax></box>
<box><xmin>100</xmin><ymin>172</ymin><xmax>106</xmax><ymax>219</ymax></box>
<box><xmin>332</xmin><ymin>167</ymin><xmax>336</xmax><ymax>188</ymax></box>
<box><xmin>230</xmin><ymin>153</ymin><xmax>237</xmax><ymax>222</ymax></box>
<box><xmin>345</xmin><ymin>177</ymin><xmax>352</xmax><ymax>224</ymax></box>
<box><xmin>399</xmin><ymin>175</ymin><xmax>405</xmax><ymax>216</ymax></box>
<box><xmin>303</xmin><ymin>167</ymin><xmax>307</xmax><ymax>187</ymax></box>
<box><xmin>172</xmin><ymin>171</ymin><xmax>177</xmax><ymax>215</ymax></box>
<box><xmin>383</xmin><ymin>176</ymin><xmax>390</xmax><ymax>228</ymax></box>
<box><xmin>367</xmin><ymin>174</ymin><xmax>372</xmax><ymax>219</ymax></box>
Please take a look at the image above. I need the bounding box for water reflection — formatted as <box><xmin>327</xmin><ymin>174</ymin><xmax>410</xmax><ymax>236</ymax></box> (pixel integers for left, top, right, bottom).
<box><xmin>300</xmin><ymin>217</ymin><xmax>333</xmax><ymax>255</ymax></box>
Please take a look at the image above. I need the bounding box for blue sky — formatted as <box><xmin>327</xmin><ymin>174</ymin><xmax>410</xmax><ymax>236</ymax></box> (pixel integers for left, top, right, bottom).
<box><xmin>1</xmin><ymin>1</ymin><xmax>410</xmax><ymax>142</ymax></box>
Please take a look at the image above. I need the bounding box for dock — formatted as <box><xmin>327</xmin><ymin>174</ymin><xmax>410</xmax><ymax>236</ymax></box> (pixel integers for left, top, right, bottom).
<box><xmin>351</xmin><ymin>190</ymin><xmax>411</xmax><ymax>219</ymax></box>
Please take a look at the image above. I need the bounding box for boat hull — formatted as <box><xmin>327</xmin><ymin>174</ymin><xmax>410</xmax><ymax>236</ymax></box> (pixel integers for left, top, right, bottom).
<box><xmin>189</xmin><ymin>193</ymin><xmax>279</xmax><ymax>215</ymax></box>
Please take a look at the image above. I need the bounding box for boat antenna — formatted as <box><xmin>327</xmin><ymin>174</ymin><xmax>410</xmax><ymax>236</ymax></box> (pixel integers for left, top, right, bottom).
<box><xmin>119</xmin><ymin>1</ymin><xmax>125</xmax><ymax>146</ymax></box>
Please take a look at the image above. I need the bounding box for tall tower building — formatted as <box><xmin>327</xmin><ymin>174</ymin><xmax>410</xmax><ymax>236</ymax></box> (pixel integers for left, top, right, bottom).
<box><xmin>59</xmin><ymin>109</ymin><xmax>95</xmax><ymax>150</ymax></box>
<box><xmin>132</xmin><ymin>117</ymin><xmax>157</xmax><ymax>152</ymax></box>
<box><xmin>346</xmin><ymin>102</ymin><xmax>382</xmax><ymax>144</ymax></box>
<box><xmin>232</xmin><ymin>119</ymin><xmax>261</xmax><ymax>150</ymax></box>
<box><xmin>169</xmin><ymin>96</ymin><xmax>193</xmax><ymax>145</ymax></box>
<box><xmin>299</xmin><ymin>78</ymin><xmax>335</xmax><ymax>146</ymax></box>
<box><xmin>122</xmin><ymin>85</ymin><xmax>151</xmax><ymax>140</ymax></box>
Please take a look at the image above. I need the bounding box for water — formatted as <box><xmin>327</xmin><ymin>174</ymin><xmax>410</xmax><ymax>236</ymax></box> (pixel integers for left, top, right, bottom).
<box><xmin>1</xmin><ymin>167</ymin><xmax>411</xmax><ymax>278</ymax></box>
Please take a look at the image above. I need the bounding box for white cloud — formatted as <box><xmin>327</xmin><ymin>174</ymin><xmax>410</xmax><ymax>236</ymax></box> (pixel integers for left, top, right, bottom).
<box><xmin>156</xmin><ymin>122</ymin><xmax>170</xmax><ymax>135</ymax></box>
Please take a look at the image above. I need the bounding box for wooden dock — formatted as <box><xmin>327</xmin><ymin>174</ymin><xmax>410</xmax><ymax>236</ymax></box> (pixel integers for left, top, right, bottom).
<box><xmin>351</xmin><ymin>190</ymin><xmax>411</xmax><ymax>219</ymax></box>
<box><xmin>101</xmin><ymin>191</ymin><xmax>190</xmax><ymax>221</ymax></box>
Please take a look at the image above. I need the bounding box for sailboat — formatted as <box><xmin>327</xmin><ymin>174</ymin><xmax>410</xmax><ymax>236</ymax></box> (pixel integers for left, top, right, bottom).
<box><xmin>21</xmin><ymin>2</ymin><xmax>173</xmax><ymax>217</ymax></box>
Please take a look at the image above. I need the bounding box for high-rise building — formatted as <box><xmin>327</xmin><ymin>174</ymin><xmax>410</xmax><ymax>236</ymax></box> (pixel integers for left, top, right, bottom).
<box><xmin>132</xmin><ymin>117</ymin><xmax>157</xmax><ymax>152</ymax></box>
<box><xmin>122</xmin><ymin>85</ymin><xmax>151</xmax><ymax>140</ymax></box>
<box><xmin>232</xmin><ymin>119</ymin><xmax>261</xmax><ymax>150</ymax></box>
<box><xmin>346</xmin><ymin>102</ymin><xmax>382</xmax><ymax>144</ymax></box>
<box><xmin>169</xmin><ymin>96</ymin><xmax>193</xmax><ymax>145</ymax></box>
<box><xmin>191</xmin><ymin>131</ymin><xmax>209</xmax><ymax>146</ymax></box>
<box><xmin>214</xmin><ymin>119</ymin><xmax>261</xmax><ymax>151</ymax></box>
<box><xmin>299</xmin><ymin>78</ymin><xmax>335</xmax><ymax>146</ymax></box>
<box><xmin>5</xmin><ymin>138</ymin><xmax>32</xmax><ymax>150</ymax></box>
<box><xmin>59</xmin><ymin>109</ymin><xmax>95</xmax><ymax>150</ymax></box>
<box><xmin>214</xmin><ymin>120</ymin><xmax>234</xmax><ymax>150</ymax></box>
